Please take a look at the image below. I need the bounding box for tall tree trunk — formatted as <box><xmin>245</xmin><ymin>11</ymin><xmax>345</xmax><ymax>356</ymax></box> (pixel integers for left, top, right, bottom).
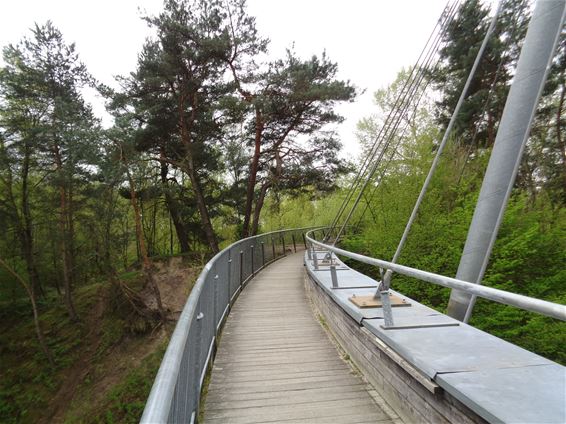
<box><xmin>242</xmin><ymin>108</ymin><xmax>263</xmax><ymax>238</ymax></box>
<box><xmin>124</xmin><ymin>158</ymin><xmax>165</xmax><ymax>322</ymax></box>
<box><xmin>186</xmin><ymin>159</ymin><xmax>219</xmax><ymax>253</ymax></box>
<box><xmin>179</xmin><ymin>97</ymin><xmax>219</xmax><ymax>253</ymax></box>
<box><xmin>151</xmin><ymin>201</ymin><xmax>157</xmax><ymax>256</ymax></box>
<box><xmin>251</xmin><ymin>182</ymin><xmax>271</xmax><ymax>236</ymax></box>
<box><xmin>0</xmin><ymin>258</ymin><xmax>55</xmax><ymax>367</ymax></box>
<box><xmin>160</xmin><ymin>157</ymin><xmax>190</xmax><ymax>253</ymax></box>
<box><xmin>67</xmin><ymin>179</ymin><xmax>77</xmax><ymax>287</ymax></box>
<box><xmin>54</xmin><ymin>145</ymin><xmax>78</xmax><ymax>321</ymax></box>
<box><xmin>487</xmin><ymin>111</ymin><xmax>496</xmax><ymax>147</ymax></box>
<box><xmin>556</xmin><ymin>82</ymin><xmax>566</xmax><ymax>197</ymax></box>
<box><xmin>19</xmin><ymin>143</ymin><xmax>44</xmax><ymax>298</ymax></box>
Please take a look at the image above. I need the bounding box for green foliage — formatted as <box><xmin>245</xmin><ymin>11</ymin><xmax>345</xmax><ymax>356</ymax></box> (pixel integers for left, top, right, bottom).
<box><xmin>344</xmin><ymin>96</ymin><xmax>565</xmax><ymax>363</ymax></box>
<box><xmin>0</xmin><ymin>289</ymin><xmax>88</xmax><ymax>423</ymax></box>
<box><xmin>431</xmin><ymin>0</ymin><xmax>529</xmax><ymax>146</ymax></box>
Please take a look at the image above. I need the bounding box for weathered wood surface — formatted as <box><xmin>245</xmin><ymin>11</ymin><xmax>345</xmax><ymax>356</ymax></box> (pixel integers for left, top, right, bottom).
<box><xmin>203</xmin><ymin>253</ymin><xmax>395</xmax><ymax>424</ymax></box>
<box><xmin>304</xmin><ymin>268</ymin><xmax>487</xmax><ymax>424</ymax></box>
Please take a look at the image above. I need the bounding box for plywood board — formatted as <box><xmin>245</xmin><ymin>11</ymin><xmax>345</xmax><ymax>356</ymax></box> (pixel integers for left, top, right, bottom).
<box><xmin>349</xmin><ymin>294</ymin><xmax>411</xmax><ymax>309</ymax></box>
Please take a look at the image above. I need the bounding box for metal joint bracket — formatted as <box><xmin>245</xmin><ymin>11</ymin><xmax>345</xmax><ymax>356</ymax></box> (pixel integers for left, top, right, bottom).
<box><xmin>378</xmin><ymin>269</ymin><xmax>393</xmax><ymax>292</ymax></box>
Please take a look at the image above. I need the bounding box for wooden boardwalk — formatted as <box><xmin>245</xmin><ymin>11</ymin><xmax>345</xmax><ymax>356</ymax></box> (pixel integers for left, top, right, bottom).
<box><xmin>203</xmin><ymin>253</ymin><xmax>395</xmax><ymax>424</ymax></box>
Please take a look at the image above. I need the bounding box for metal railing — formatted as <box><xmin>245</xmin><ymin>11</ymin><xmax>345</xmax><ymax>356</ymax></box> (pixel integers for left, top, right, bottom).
<box><xmin>305</xmin><ymin>230</ymin><xmax>566</xmax><ymax>323</ymax></box>
<box><xmin>140</xmin><ymin>227</ymin><xmax>316</xmax><ymax>424</ymax></box>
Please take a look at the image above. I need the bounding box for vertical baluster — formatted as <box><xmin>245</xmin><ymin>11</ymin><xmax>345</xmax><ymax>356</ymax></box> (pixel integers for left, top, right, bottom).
<box><xmin>239</xmin><ymin>250</ymin><xmax>243</xmax><ymax>288</ymax></box>
<box><xmin>251</xmin><ymin>245</ymin><xmax>255</xmax><ymax>277</ymax></box>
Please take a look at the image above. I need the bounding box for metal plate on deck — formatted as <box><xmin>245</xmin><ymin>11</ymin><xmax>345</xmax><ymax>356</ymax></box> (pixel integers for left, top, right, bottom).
<box><xmin>349</xmin><ymin>294</ymin><xmax>411</xmax><ymax>308</ymax></box>
<box><xmin>436</xmin><ymin>364</ymin><xmax>566</xmax><ymax>424</ymax></box>
<box><xmin>362</xmin><ymin>319</ymin><xmax>554</xmax><ymax>378</ymax></box>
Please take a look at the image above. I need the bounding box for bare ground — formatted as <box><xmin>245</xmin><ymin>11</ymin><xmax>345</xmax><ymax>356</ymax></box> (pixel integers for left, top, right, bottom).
<box><xmin>41</xmin><ymin>257</ymin><xmax>198</xmax><ymax>424</ymax></box>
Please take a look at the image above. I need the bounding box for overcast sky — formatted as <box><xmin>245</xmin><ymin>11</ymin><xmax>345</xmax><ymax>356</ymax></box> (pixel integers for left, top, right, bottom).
<box><xmin>0</xmin><ymin>0</ymin><xmax>449</xmax><ymax>159</ymax></box>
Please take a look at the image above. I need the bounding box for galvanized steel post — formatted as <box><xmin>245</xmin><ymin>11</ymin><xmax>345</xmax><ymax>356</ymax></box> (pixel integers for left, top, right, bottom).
<box><xmin>271</xmin><ymin>237</ymin><xmax>276</xmax><ymax>259</ymax></box>
<box><xmin>447</xmin><ymin>0</ymin><xmax>566</xmax><ymax>321</ymax></box>
<box><xmin>239</xmin><ymin>250</ymin><xmax>244</xmax><ymax>287</ymax></box>
<box><xmin>330</xmin><ymin>264</ymin><xmax>338</xmax><ymax>288</ymax></box>
<box><xmin>313</xmin><ymin>250</ymin><xmax>319</xmax><ymax>270</ymax></box>
<box><xmin>261</xmin><ymin>241</ymin><xmax>265</xmax><ymax>266</ymax></box>
<box><xmin>292</xmin><ymin>234</ymin><xmax>297</xmax><ymax>252</ymax></box>
<box><xmin>281</xmin><ymin>234</ymin><xmax>286</xmax><ymax>256</ymax></box>
<box><xmin>227</xmin><ymin>257</ymin><xmax>232</xmax><ymax>305</ymax></box>
<box><xmin>250</xmin><ymin>245</ymin><xmax>255</xmax><ymax>276</ymax></box>
<box><xmin>213</xmin><ymin>274</ymin><xmax>219</xmax><ymax>325</ymax></box>
<box><xmin>193</xmin><ymin>311</ymin><xmax>204</xmax><ymax>418</ymax></box>
<box><xmin>302</xmin><ymin>233</ymin><xmax>307</xmax><ymax>249</ymax></box>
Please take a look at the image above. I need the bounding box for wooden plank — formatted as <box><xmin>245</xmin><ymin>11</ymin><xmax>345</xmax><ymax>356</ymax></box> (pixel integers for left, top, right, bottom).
<box><xmin>202</xmin><ymin>253</ymin><xmax>394</xmax><ymax>424</ymax></box>
<box><xmin>304</xmin><ymin>270</ymin><xmax>487</xmax><ymax>424</ymax></box>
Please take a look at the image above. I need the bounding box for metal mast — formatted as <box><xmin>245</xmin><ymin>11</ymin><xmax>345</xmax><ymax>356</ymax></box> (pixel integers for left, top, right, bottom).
<box><xmin>446</xmin><ymin>0</ymin><xmax>566</xmax><ymax>321</ymax></box>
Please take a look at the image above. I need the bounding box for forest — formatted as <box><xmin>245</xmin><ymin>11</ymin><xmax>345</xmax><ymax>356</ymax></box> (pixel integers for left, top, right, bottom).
<box><xmin>0</xmin><ymin>0</ymin><xmax>564</xmax><ymax>422</ymax></box>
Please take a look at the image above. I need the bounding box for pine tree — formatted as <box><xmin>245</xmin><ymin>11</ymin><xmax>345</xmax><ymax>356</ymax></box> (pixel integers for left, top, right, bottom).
<box><xmin>431</xmin><ymin>0</ymin><xmax>530</xmax><ymax>147</ymax></box>
<box><xmin>0</xmin><ymin>22</ymin><xmax>99</xmax><ymax>320</ymax></box>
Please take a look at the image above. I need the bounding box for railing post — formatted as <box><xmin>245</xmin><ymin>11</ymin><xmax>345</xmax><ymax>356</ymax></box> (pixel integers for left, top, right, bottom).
<box><xmin>307</xmin><ymin>242</ymin><xmax>312</xmax><ymax>259</ymax></box>
<box><xmin>213</xmin><ymin>274</ymin><xmax>219</xmax><ymax>327</ymax></box>
<box><xmin>380</xmin><ymin>290</ymin><xmax>394</xmax><ymax>327</ymax></box>
<box><xmin>239</xmin><ymin>250</ymin><xmax>244</xmax><ymax>288</ymax></box>
<box><xmin>302</xmin><ymin>233</ymin><xmax>307</xmax><ymax>249</ymax></box>
<box><xmin>313</xmin><ymin>248</ymin><xmax>319</xmax><ymax>270</ymax></box>
<box><xmin>261</xmin><ymin>241</ymin><xmax>265</xmax><ymax>266</ymax></box>
<box><xmin>250</xmin><ymin>245</ymin><xmax>255</xmax><ymax>277</ymax></box>
<box><xmin>281</xmin><ymin>234</ymin><xmax>286</xmax><ymax>256</ymax></box>
<box><xmin>193</xmin><ymin>311</ymin><xmax>204</xmax><ymax>418</ymax></box>
<box><xmin>271</xmin><ymin>237</ymin><xmax>276</xmax><ymax>259</ymax></box>
<box><xmin>330</xmin><ymin>264</ymin><xmax>339</xmax><ymax>288</ymax></box>
<box><xmin>292</xmin><ymin>234</ymin><xmax>297</xmax><ymax>253</ymax></box>
<box><xmin>227</xmin><ymin>257</ymin><xmax>233</xmax><ymax>305</ymax></box>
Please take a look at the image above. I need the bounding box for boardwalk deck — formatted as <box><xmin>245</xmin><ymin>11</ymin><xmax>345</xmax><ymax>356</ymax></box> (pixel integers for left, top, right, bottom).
<box><xmin>203</xmin><ymin>253</ymin><xmax>395</xmax><ymax>424</ymax></box>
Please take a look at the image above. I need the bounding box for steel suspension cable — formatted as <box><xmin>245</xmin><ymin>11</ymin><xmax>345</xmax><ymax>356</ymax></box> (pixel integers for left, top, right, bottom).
<box><xmin>332</xmin><ymin>3</ymin><xmax>460</xmax><ymax>243</ymax></box>
<box><xmin>325</xmin><ymin>0</ymin><xmax>459</xmax><ymax>240</ymax></box>
<box><xmin>353</xmin><ymin>35</ymin><xmax>453</xmax><ymax>229</ymax></box>
<box><xmin>378</xmin><ymin>0</ymin><xmax>504</xmax><ymax>295</ymax></box>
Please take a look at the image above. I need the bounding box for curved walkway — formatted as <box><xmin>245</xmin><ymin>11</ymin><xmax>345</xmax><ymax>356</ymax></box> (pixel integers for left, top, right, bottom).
<box><xmin>202</xmin><ymin>253</ymin><xmax>395</xmax><ymax>424</ymax></box>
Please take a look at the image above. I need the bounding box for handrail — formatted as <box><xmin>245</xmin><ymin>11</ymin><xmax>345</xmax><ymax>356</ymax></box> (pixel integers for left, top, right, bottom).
<box><xmin>306</xmin><ymin>230</ymin><xmax>566</xmax><ymax>322</ymax></box>
<box><xmin>141</xmin><ymin>226</ymin><xmax>319</xmax><ymax>424</ymax></box>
